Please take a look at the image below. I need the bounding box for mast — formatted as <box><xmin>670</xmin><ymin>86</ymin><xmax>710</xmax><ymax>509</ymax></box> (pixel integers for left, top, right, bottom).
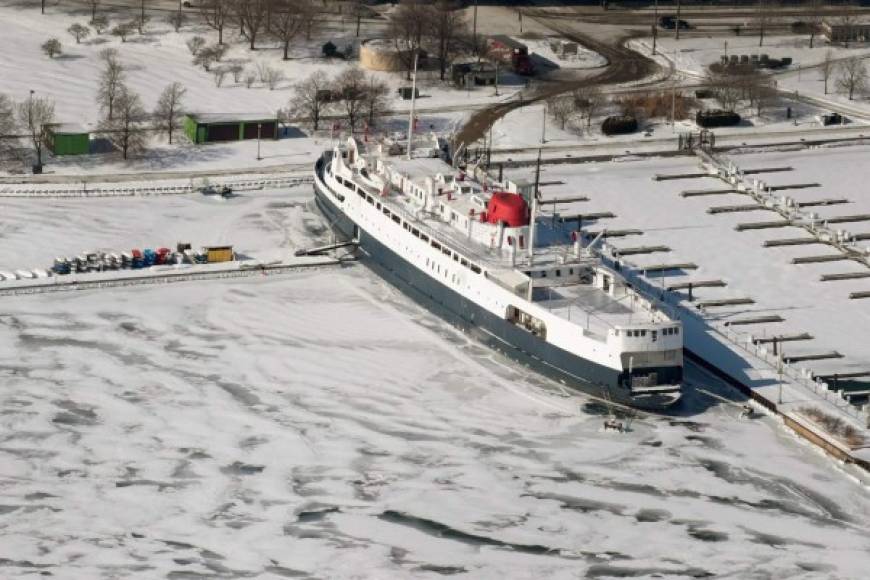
<box><xmin>406</xmin><ymin>50</ymin><xmax>419</xmax><ymax>160</ymax></box>
<box><xmin>527</xmin><ymin>148</ymin><xmax>541</xmax><ymax>263</ymax></box>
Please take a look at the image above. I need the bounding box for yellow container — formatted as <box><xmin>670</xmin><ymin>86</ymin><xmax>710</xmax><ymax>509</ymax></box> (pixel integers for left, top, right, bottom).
<box><xmin>204</xmin><ymin>246</ymin><xmax>234</xmax><ymax>263</ymax></box>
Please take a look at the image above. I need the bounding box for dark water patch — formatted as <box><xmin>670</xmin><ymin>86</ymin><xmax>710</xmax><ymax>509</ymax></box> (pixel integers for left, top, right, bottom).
<box><xmin>0</xmin><ymin>558</ymin><xmax>52</xmax><ymax>569</ymax></box>
<box><xmin>605</xmin><ymin>481</ymin><xmax>666</xmax><ymax>498</ymax></box>
<box><xmin>267</xmin><ymin>201</ymin><xmax>305</xmax><ymax>209</ymax></box>
<box><xmin>685</xmin><ymin>435</ymin><xmax>722</xmax><ymax>449</ymax></box>
<box><xmin>173</xmin><ymin>558</ymin><xmax>195</xmax><ymax>565</ymax></box>
<box><xmin>635</xmin><ymin>509</ymin><xmax>670</xmax><ymax>523</ymax></box>
<box><xmin>640</xmin><ymin>439</ymin><xmax>662</xmax><ymax>447</ymax></box>
<box><xmin>161</xmin><ymin>539</ymin><xmax>197</xmax><ymax>550</ymax></box>
<box><xmin>797</xmin><ymin>562</ymin><xmax>835</xmax><ymax>573</ymax></box>
<box><xmin>687</xmin><ymin>525</ymin><xmax>728</xmax><ymax>542</ymax></box>
<box><xmin>179</xmin><ymin>447</ymin><xmax>212</xmax><ymax>460</ymax></box>
<box><xmin>296</xmin><ymin>506</ymin><xmax>340</xmax><ymax>523</ymax></box>
<box><xmin>239</xmin><ymin>436</ymin><xmax>268</xmax><ymax>450</ymax></box>
<box><xmin>528</xmin><ymin>492</ymin><xmax>625</xmax><ymax>516</ymax></box>
<box><xmin>115</xmin><ymin>479</ymin><xmax>181</xmax><ymax>491</ymax></box>
<box><xmin>0</xmin><ymin>505</ymin><xmax>20</xmax><ymax>515</ymax></box>
<box><xmin>164</xmin><ymin>340</ymin><xmax>214</xmax><ymax>361</ymax></box>
<box><xmin>744</xmin><ymin>528</ymin><xmax>824</xmax><ymax>549</ymax></box>
<box><xmin>0</xmin><ymin>447</ymin><xmax>58</xmax><ymax>460</ymax></box>
<box><xmin>414</xmin><ymin>564</ymin><xmax>468</xmax><ymax>575</ymax></box>
<box><xmin>668</xmin><ymin>420</ymin><xmax>708</xmax><ymax>432</ymax></box>
<box><xmin>171</xmin><ymin>460</ymin><xmax>199</xmax><ymax>480</ymax></box>
<box><xmin>220</xmin><ymin>461</ymin><xmax>265</xmax><ymax>476</ymax></box>
<box><xmin>586</xmin><ymin>565</ymin><xmax>713</xmax><ymax>578</ymax></box>
<box><xmin>51</xmin><ymin>399</ymin><xmax>98</xmax><ymax>426</ymax></box>
<box><xmin>698</xmin><ymin>459</ymin><xmax>852</xmax><ymax>524</ymax></box>
<box><xmin>379</xmin><ymin>510</ymin><xmax>560</xmax><ymax>556</ymax></box>
<box><xmin>25</xmin><ymin>492</ymin><xmax>57</xmax><ymax>501</ymax></box>
<box><xmin>264</xmin><ymin>565</ymin><xmax>310</xmax><ymax>578</ymax></box>
<box><xmin>213</xmin><ymin>378</ymin><xmax>262</xmax><ymax>408</ymax></box>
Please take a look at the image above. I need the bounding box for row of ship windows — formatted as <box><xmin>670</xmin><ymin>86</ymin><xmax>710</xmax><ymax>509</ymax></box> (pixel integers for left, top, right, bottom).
<box><xmin>617</xmin><ymin>327</ymin><xmax>679</xmax><ymax>338</ymax></box>
<box><xmin>343</xmin><ymin>175</ymin><xmax>484</xmax><ymax>276</ymax></box>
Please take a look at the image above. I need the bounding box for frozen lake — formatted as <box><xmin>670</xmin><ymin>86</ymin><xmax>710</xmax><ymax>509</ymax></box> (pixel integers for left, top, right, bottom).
<box><xmin>1</xmin><ymin>187</ymin><xmax>868</xmax><ymax>579</ymax></box>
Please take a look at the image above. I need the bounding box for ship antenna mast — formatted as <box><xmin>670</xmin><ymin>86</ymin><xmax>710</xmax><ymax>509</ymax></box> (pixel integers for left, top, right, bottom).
<box><xmin>406</xmin><ymin>49</ymin><xmax>419</xmax><ymax>160</ymax></box>
<box><xmin>527</xmin><ymin>147</ymin><xmax>541</xmax><ymax>264</ymax></box>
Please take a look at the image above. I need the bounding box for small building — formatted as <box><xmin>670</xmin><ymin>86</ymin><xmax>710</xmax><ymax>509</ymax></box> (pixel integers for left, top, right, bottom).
<box><xmin>203</xmin><ymin>245</ymin><xmax>234</xmax><ymax>263</ymax></box>
<box><xmin>46</xmin><ymin>123</ymin><xmax>89</xmax><ymax>155</ymax></box>
<box><xmin>183</xmin><ymin>113</ymin><xmax>278</xmax><ymax>144</ymax></box>
<box><xmin>451</xmin><ymin>62</ymin><xmax>499</xmax><ymax>88</ymax></box>
<box><xmin>822</xmin><ymin>20</ymin><xmax>870</xmax><ymax>44</ymax></box>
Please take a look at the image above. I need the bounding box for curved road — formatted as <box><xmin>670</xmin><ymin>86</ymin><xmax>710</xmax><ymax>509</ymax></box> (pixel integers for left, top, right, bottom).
<box><xmin>454</xmin><ymin>9</ymin><xmax>663</xmax><ymax>149</ymax></box>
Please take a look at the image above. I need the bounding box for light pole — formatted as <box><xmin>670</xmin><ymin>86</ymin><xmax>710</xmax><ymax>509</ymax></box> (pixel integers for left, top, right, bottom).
<box><xmin>472</xmin><ymin>0</ymin><xmax>478</xmax><ymax>56</ymax></box>
<box><xmin>256</xmin><ymin>123</ymin><xmax>262</xmax><ymax>161</ymax></box>
<box><xmin>541</xmin><ymin>100</ymin><xmax>547</xmax><ymax>144</ymax></box>
<box><xmin>652</xmin><ymin>0</ymin><xmax>658</xmax><ymax>56</ymax></box>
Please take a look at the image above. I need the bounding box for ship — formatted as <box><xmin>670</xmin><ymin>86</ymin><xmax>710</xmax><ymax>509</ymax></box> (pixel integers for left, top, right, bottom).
<box><xmin>312</xmin><ymin>136</ymin><xmax>683</xmax><ymax>410</ymax></box>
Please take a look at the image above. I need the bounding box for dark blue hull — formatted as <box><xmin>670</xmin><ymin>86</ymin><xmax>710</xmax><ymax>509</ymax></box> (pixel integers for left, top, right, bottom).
<box><xmin>312</xmin><ymin>159</ymin><xmax>681</xmax><ymax>411</ymax></box>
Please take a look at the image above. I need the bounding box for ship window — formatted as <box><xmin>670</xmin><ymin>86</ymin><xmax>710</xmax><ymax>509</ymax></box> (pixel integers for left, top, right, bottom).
<box><xmin>411</xmin><ymin>227</ymin><xmax>419</xmax><ymax>237</ymax></box>
<box><xmin>470</xmin><ymin>264</ymin><xmax>481</xmax><ymax>274</ymax></box>
<box><xmin>460</xmin><ymin>258</ymin><xmax>468</xmax><ymax>267</ymax></box>
<box><xmin>556</xmin><ymin>269</ymin><xmax>561</xmax><ymax>277</ymax></box>
<box><xmin>420</xmin><ymin>234</ymin><xmax>429</xmax><ymax>242</ymax></box>
<box><xmin>569</xmin><ymin>268</ymin><xmax>574</xmax><ymax>275</ymax></box>
<box><xmin>674</xmin><ymin>327</ymin><xmax>679</xmax><ymax>335</ymax></box>
<box><xmin>366</xmin><ymin>195</ymin><xmax>374</xmax><ymax>205</ymax></box>
<box><xmin>442</xmin><ymin>247</ymin><xmax>451</xmax><ymax>257</ymax></box>
<box><xmin>541</xmin><ymin>271</ymin><xmax>547</xmax><ymax>278</ymax></box>
<box><xmin>432</xmin><ymin>241</ymin><xmax>441</xmax><ymax>250</ymax></box>
<box><xmin>357</xmin><ymin>188</ymin><xmax>365</xmax><ymax>198</ymax></box>
<box><xmin>453</xmin><ymin>254</ymin><xmax>459</xmax><ymax>262</ymax></box>
<box><xmin>640</xmin><ymin>330</ymin><xmax>647</xmax><ymax>337</ymax></box>
<box><xmin>376</xmin><ymin>202</ymin><xmax>381</xmax><ymax>210</ymax></box>
<box><xmin>393</xmin><ymin>215</ymin><xmax>401</xmax><ymax>224</ymax></box>
<box><xmin>383</xmin><ymin>206</ymin><xmax>390</xmax><ymax>216</ymax></box>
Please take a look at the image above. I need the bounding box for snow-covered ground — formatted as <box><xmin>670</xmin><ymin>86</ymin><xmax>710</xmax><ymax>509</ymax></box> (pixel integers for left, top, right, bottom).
<box><xmin>1</xmin><ymin>186</ymin><xmax>869</xmax><ymax>578</ymax></box>
<box><xmin>0</xmin><ymin>2</ymin><xmax>538</xmax><ymax>177</ymax></box>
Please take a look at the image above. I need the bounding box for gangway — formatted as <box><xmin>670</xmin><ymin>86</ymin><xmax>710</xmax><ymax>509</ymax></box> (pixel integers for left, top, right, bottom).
<box><xmin>294</xmin><ymin>240</ymin><xmax>359</xmax><ymax>257</ymax></box>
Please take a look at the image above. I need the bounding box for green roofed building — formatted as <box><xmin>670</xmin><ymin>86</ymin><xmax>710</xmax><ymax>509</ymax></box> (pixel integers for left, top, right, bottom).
<box><xmin>183</xmin><ymin>113</ymin><xmax>279</xmax><ymax>144</ymax></box>
<box><xmin>46</xmin><ymin>123</ymin><xmax>90</xmax><ymax>156</ymax></box>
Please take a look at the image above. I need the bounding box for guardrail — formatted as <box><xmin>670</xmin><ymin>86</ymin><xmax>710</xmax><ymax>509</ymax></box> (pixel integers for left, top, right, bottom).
<box><xmin>0</xmin><ymin>175</ymin><xmax>314</xmax><ymax>198</ymax></box>
<box><xmin>0</xmin><ymin>258</ymin><xmax>353</xmax><ymax>297</ymax></box>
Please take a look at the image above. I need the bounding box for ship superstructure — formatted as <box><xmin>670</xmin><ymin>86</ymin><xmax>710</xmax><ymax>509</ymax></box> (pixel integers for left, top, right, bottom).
<box><xmin>313</xmin><ymin>137</ymin><xmax>683</xmax><ymax>409</ymax></box>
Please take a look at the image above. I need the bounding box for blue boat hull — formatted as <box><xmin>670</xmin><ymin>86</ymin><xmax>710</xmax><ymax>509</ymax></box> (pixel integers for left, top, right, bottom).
<box><xmin>312</xmin><ymin>158</ymin><xmax>681</xmax><ymax>411</ymax></box>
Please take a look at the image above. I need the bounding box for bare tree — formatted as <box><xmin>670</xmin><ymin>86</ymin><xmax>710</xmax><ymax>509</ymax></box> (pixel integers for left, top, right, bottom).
<box><xmin>244</xmin><ymin>71</ymin><xmax>256</xmax><ymax>88</ymax></box>
<box><xmin>67</xmin><ymin>23</ymin><xmax>91</xmax><ymax>44</ymax></box>
<box><xmin>87</xmin><ymin>0</ymin><xmax>100</xmax><ymax>21</ymax></box>
<box><xmin>572</xmin><ymin>85</ymin><xmax>605</xmax><ymax>128</ymax></box>
<box><xmin>348</xmin><ymin>0</ymin><xmax>366</xmax><ymax>37</ymax></box>
<box><xmin>334</xmin><ymin>67</ymin><xmax>368</xmax><ymax>132</ymax></box>
<box><xmin>193</xmin><ymin>44</ymin><xmax>227</xmax><ymax>71</ymax></box>
<box><xmin>707</xmin><ymin>68</ymin><xmax>743</xmax><ymax>112</ymax></box>
<box><xmin>837</xmin><ymin>4</ymin><xmax>860</xmax><ymax>49</ymax></box>
<box><xmin>186</xmin><ymin>36</ymin><xmax>206</xmax><ymax>55</ymax></box>
<box><xmin>271</xmin><ymin>0</ymin><xmax>306</xmax><ymax>60</ymax></box>
<box><xmin>135</xmin><ymin>13</ymin><xmax>150</xmax><ymax>34</ymax></box>
<box><xmin>263</xmin><ymin>67</ymin><xmax>285</xmax><ymax>90</ymax></box>
<box><xmin>363</xmin><ymin>76</ymin><xmax>390</xmax><ymax>126</ymax></box>
<box><xmin>200</xmin><ymin>0</ymin><xmax>229</xmax><ymax>45</ymax></box>
<box><xmin>388</xmin><ymin>0</ymin><xmax>428</xmax><ymax>79</ymax></box>
<box><xmin>100</xmin><ymin>87</ymin><xmax>146</xmax><ymax>159</ymax></box>
<box><xmin>429</xmin><ymin>1</ymin><xmax>468</xmax><ymax>81</ymax></box>
<box><xmin>288</xmin><ymin>70</ymin><xmax>332</xmax><ymax>130</ymax></box>
<box><xmin>166</xmin><ymin>9</ymin><xmax>187</xmax><ymax>33</ymax></box>
<box><xmin>754</xmin><ymin>0</ymin><xmax>779</xmax><ymax>48</ymax></box>
<box><xmin>213</xmin><ymin>67</ymin><xmax>229</xmax><ymax>87</ymax></box>
<box><xmin>41</xmin><ymin>38</ymin><xmax>62</xmax><ymax>58</ymax></box>
<box><xmin>300</xmin><ymin>0</ymin><xmax>320</xmax><ymax>41</ymax></box>
<box><xmin>17</xmin><ymin>94</ymin><xmax>55</xmax><ymax>168</ymax></box>
<box><xmin>91</xmin><ymin>15</ymin><xmax>108</xmax><ymax>34</ymax></box>
<box><xmin>153</xmin><ymin>82</ymin><xmax>186</xmax><ymax>144</ymax></box>
<box><xmin>111</xmin><ymin>22</ymin><xmax>136</xmax><ymax>42</ymax></box>
<box><xmin>0</xmin><ymin>94</ymin><xmax>18</xmax><ymax>159</ymax></box>
<box><xmin>741</xmin><ymin>69</ymin><xmax>777</xmax><ymax>116</ymax></box>
<box><xmin>821</xmin><ymin>49</ymin><xmax>834</xmax><ymax>94</ymax></box>
<box><xmin>806</xmin><ymin>0</ymin><xmax>824</xmax><ymax>49</ymax></box>
<box><xmin>96</xmin><ymin>48</ymin><xmax>125</xmax><ymax>120</ymax></box>
<box><xmin>229</xmin><ymin>63</ymin><xmax>244</xmax><ymax>82</ymax></box>
<box><xmin>547</xmin><ymin>96</ymin><xmax>574</xmax><ymax>130</ymax></box>
<box><xmin>235</xmin><ymin>0</ymin><xmax>268</xmax><ymax>51</ymax></box>
<box><xmin>836</xmin><ymin>56</ymin><xmax>868</xmax><ymax>100</ymax></box>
